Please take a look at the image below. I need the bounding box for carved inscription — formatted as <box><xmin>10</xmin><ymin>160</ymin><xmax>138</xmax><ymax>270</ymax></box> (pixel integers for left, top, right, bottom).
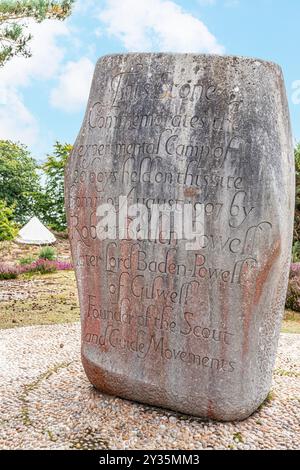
<box><xmin>66</xmin><ymin>53</ymin><xmax>295</xmax><ymax>421</ymax></box>
<box><xmin>69</xmin><ymin>60</ymin><xmax>275</xmax><ymax>375</ymax></box>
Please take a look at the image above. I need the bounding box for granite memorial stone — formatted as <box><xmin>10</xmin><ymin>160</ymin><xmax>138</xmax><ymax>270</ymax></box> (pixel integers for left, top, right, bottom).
<box><xmin>65</xmin><ymin>53</ymin><xmax>294</xmax><ymax>421</ymax></box>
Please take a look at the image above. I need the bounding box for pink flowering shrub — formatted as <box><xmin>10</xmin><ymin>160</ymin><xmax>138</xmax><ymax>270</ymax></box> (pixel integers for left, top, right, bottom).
<box><xmin>0</xmin><ymin>259</ymin><xmax>73</xmax><ymax>280</ymax></box>
<box><xmin>290</xmin><ymin>263</ymin><xmax>300</xmax><ymax>277</ymax></box>
<box><xmin>54</xmin><ymin>260</ymin><xmax>73</xmax><ymax>271</ymax></box>
<box><xmin>23</xmin><ymin>259</ymin><xmax>58</xmax><ymax>274</ymax></box>
<box><xmin>0</xmin><ymin>263</ymin><xmax>21</xmax><ymax>280</ymax></box>
<box><xmin>22</xmin><ymin>259</ymin><xmax>73</xmax><ymax>274</ymax></box>
<box><xmin>286</xmin><ymin>263</ymin><xmax>300</xmax><ymax>312</ymax></box>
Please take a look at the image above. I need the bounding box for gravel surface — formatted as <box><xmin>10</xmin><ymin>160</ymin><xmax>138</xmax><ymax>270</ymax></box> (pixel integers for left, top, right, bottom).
<box><xmin>0</xmin><ymin>323</ymin><xmax>299</xmax><ymax>450</ymax></box>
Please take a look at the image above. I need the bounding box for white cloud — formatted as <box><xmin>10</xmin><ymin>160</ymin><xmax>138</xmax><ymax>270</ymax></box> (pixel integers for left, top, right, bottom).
<box><xmin>0</xmin><ymin>88</ymin><xmax>38</xmax><ymax>145</ymax></box>
<box><xmin>0</xmin><ymin>20</ymin><xmax>68</xmax><ymax>87</ymax></box>
<box><xmin>50</xmin><ymin>57</ymin><xmax>94</xmax><ymax>112</ymax></box>
<box><xmin>99</xmin><ymin>0</ymin><xmax>224</xmax><ymax>54</ymax></box>
<box><xmin>197</xmin><ymin>0</ymin><xmax>216</xmax><ymax>5</ymax></box>
<box><xmin>0</xmin><ymin>20</ymin><xmax>69</xmax><ymax>147</ymax></box>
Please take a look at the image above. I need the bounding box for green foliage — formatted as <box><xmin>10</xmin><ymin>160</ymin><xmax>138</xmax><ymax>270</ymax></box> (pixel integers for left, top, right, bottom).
<box><xmin>295</xmin><ymin>143</ymin><xmax>300</xmax><ymax>173</ymax></box>
<box><xmin>0</xmin><ymin>270</ymin><xmax>18</xmax><ymax>280</ymax></box>
<box><xmin>293</xmin><ymin>143</ymin><xmax>300</xmax><ymax>256</ymax></box>
<box><xmin>0</xmin><ymin>139</ymin><xmax>72</xmax><ymax>232</ymax></box>
<box><xmin>295</xmin><ymin>143</ymin><xmax>300</xmax><ymax>212</ymax></box>
<box><xmin>0</xmin><ymin>0</ymin><xmax>74</xmax><ymax>66</ymax></box>
<box><xmin>257</xmin><ymin>390</ymin><xmax>276</xmax><ymax>412</ymax></box>
<box><xmin>232</xmin><ymin>432</ymin><xmax>244</xmax><ymax>443</ymax></box>
<box><xmin>0</xmin><ymin>140</ymin><xmax>41</xmax><ymax>223</ymax></box>
<box><xmin>38</xmin><ymin>246</ymin><xmax>56</xmax><ymax>260</ymax></box>
<box><xmin>295</xmin><ymin>145</ymin><xmax>300</xmax><ymax>198</ymax></box>
<box><xmin>39</xmin><ymin>142</ymin><xmax>72</xmax><ymax>232</ymax></box>
<box><xmin>0</xmin><ymin>199</ymin><xmax>17</xmax><ymax>241</ymax></box>
<box><xmin>19</xmin><ymin>255</ymin><xmax>35</xmax><ymax>265</ymax></box>
<box><xmin>292</xmin><ymin>241</ymin><xmax>300</xmax><ymax>262</ymax></box>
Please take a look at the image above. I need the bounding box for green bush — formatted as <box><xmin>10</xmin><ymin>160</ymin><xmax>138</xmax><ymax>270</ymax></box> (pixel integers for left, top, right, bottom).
<box><xmin>38</xmin><ymin>246</ymin><xmax>57</xmax><ymax>261</ymax></box>
<box><xmin>0</xmin><ymin>271</ymin><xmax>18</xmax><ymax>280</ymax></box>
<box><xmin>18</xmin><ymin>256</ymin><xmax>35</xmax><ymax>265</ymax></box>
<box><xmin>0</xmin><ymin>200</ymin><xmax>17</xmax><ymax>241</ymax></box>
<box><xmin>292</xmin><ymin>241</ymin><xmax>300</xmax><ymax>262</ymax></box>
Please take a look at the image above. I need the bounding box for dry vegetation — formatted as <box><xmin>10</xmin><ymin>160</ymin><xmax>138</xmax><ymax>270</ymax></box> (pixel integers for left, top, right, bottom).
<box><xmin>0</xmin><ymin>271</ymin><xmax>79</xmax><ymax>329</ymax></box>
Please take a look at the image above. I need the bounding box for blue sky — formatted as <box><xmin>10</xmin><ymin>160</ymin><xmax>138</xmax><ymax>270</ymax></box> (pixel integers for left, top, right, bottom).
<box><xmin>0</xmin><ymin>0</ymin><xmax>299</xmax><ymax>160</ymax></box>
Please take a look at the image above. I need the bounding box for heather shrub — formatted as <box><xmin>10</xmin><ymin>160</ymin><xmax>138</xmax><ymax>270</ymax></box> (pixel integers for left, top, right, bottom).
<box><xmin>0</xmin><ymin>263</ymin><xmax>20</xmax><ymax>280</ymax></box>
<box><xmin>22</xmin><ymin>259</ymin><xmax>72</xmax><ymax>275</ymax></box>
<box><xmin>0</xmin><ymin>258</ymin><xmax>73</xmax><ymax>280</ymax></box>
<box><xmin>55</xmin><ymin>260</ymin><xmax>73</xmax><ymax>270</ymax></box>
<box><xmin>24</xmin><ymin>259</ymin><xmax>57</xmax><ymax>274</ymax></box>
<box><xmin>290</xmin><ymin>263</ymin><xmax>300</xmax><ymax>277</ymax></box>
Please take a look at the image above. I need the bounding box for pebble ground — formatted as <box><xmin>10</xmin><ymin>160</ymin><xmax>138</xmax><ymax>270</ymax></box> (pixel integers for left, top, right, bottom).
<box><xmin>0</xmin><ymin>323</ymin><xmax>299</xmax><ymax>450</ymax></box>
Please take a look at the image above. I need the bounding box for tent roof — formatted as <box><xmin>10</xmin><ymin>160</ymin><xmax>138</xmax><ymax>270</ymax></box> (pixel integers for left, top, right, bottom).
<box><xmin>15</xmin><ymin>216</ymin><xmax>56</xmax><ymax>245</ymax></box>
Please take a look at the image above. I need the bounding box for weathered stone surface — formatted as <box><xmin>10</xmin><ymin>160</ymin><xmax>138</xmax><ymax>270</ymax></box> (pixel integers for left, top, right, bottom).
<box><xmin>65</xmin><ymin>53</ymin><xmax>294</xmax><ymax>421</ymax></box>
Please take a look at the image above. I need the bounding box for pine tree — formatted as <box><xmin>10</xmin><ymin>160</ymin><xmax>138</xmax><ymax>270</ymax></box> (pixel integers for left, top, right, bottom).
<box><xmin>0</xmin><ymin>0</ymin><xmax>74</xmax><ymax>66</ymax></box>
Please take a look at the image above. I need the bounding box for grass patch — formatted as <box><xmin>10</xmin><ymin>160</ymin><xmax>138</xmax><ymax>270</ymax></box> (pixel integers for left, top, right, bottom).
<box><xmin>257</xmin><ymin>390</ymin><xmax>276</xmax><ymax>411</ymax></box>
<box><xmin>274</xmin><ymin>368</ymin><xmax>300</xmax><ymax>378</ymax></box>
<box><xmin>233</xmin><ymin>432</ymin><xmax>244</xmax><ymax>443</ymax></box>
<box><xmin>69</xmin><ymin>428</ymin><xmax>110</xmax><ymax>450</ymax></box>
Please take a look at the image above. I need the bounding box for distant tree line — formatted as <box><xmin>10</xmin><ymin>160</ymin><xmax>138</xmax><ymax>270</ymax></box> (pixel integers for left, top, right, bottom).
<box><xmin>0</xmin><ymin>140</ymin><xmax>71</xmax><ymax>240</ymax></box>
<box><xmin>0</xmin><ymin>140</ymin><xmax>300</xmax><ymax>246</ymax></box>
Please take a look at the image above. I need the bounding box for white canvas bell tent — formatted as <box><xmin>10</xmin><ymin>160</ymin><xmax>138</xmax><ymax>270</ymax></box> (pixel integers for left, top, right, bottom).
<box><xmin>15</xmin><ymin>217</ymin><xmax>56</xmax><ymax>245</ymax></box>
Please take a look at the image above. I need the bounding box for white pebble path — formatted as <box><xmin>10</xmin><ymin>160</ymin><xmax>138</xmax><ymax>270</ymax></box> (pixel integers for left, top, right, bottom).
<box><xmin>0</xmin><ymin>323</ymin><xmax>299</xmax><ymax>450</ymax></box>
